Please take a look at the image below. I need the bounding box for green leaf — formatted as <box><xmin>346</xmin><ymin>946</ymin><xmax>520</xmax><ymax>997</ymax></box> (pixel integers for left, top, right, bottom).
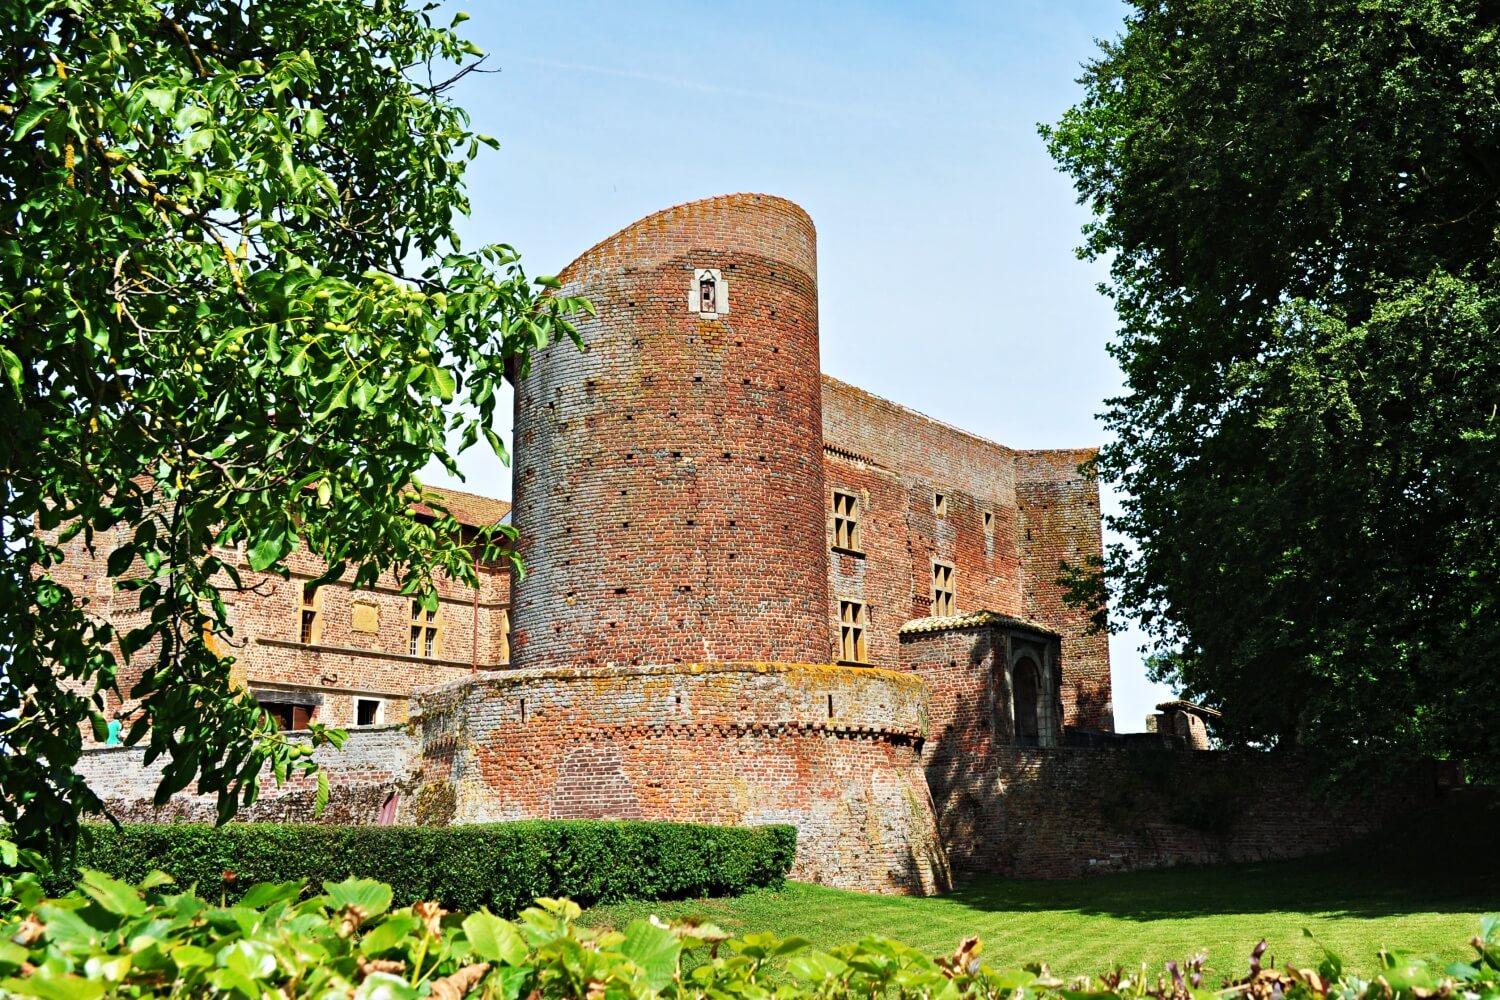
<box><xmin>426</xmin><ymin>364</ymin><xmax>456</xmax><ymax>402</ymax></box>
<box><xmin>11</xmin><ymin>105</ymin><xmax>51</xmax><ymax>139</ymax></box>
<box><xmin>357</xmin><ymin>972</ymin><xmax>421</xmax><ymax>1000</ymax></box>
<box><xmin>29</xmin><ymin>76</ymin><xmax>60</xmax><ymax>103</ymax></box>
<box><xmin>238</xmin><ymin>881</ymin><xmax>303</xmax><ymax>909</ymax></box>
<box><xmin>359</xmin><ymin>915</ymin><xmax>418</xmax><ymax>956</ymax></box>
<box><xmin>324</xmin><ymin>878</ymin><xmax>392</xmax><ymax>920</ymax></box>
<box><xmin>171</xmin><ymin>945</ymin><xmax>214</xmax><ymax>970</ymax></box>
<box><xmin>786</xmin><ymin>950</ymin><xmax>848</xmax><ymax>983</ymax></box>
<box><xmin>78</xmin><ymin>868</ymin><xmax>147</xmax><ymax>916</ymax></box>
<box><xmin>220</xmin><ymin>939</ymin><xmax>277</xmax><ymax>979</ymax></box>
<box><xmin>282</xmin><ymin>343</ymin><xmax>312</xmax><ymax>376</ymax></box>
<box><xmin>246</xmin><ymin>524</ymin><xmax>290</xmax><ymax>571</ymax></box>
<box><xmin>621</xmin><ymin>918</ymin><xmax>682</xmax><ymax>991</ymax></box>
<box><xmin>106</xmin><ymin>543</ymin><xmax>136</xmax><ymax>578</ymax></box>
<box><xmin>1</xmin><ymin>972</ymin><xmax>107</xmax><ymax>999</ymax></box>
<box><xmin>0</xmin><ymin>941</ymin><xmax>29</xmax><ymax>973</ymax></box>
<box><xmin>463</xmin><ymin>912</ymin><xmax>529</xmax><ymax>965</ymax></box>
<box><xmin>314</xmin><ymin>770</ymin><xmax>329</xmax><ymax>815</ymax></box>
<box><xmin>0</xmin><ymin>345</ymin><xmax>22</xmax><ymax>400</ymax></box>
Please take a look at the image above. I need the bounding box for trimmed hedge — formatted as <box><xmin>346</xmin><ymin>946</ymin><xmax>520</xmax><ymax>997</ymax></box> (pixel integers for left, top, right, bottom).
<box><xmin>48</xmin><ymin>820</ymin><xmax>796</xmax><ymax>913</ymax></box>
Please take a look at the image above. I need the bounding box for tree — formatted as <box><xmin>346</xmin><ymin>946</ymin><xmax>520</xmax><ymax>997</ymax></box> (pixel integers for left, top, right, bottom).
<box><xmin>1044</xmin><ymin>0</ymin><xmax>1500</xmax><ymax>772</ymax></box>
<box><xmin>0</xmin><ymin>0</ymin><xmax>587</xmax><ymax>852</ymax></box>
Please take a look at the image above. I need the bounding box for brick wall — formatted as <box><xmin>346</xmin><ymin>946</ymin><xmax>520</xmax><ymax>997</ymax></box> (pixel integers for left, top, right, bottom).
<box><xmin>411</xmin><ymin>662</ymin><xmax>950</xmax><ymax>894</ymax></box>
<box><xmin>820</xmin><ymin>377</ymin><xmax>1111</xmax><ymax>729</ymax></box>
<box><xmin>74</xmin><ymin>725</ymin><xmax>417</xmax><ymax>825</ymax></box>
<box><xmin>1016</xmin><ymin>449</ymin><xmax>1112</xmax><ymax>729</ymax></box>
<box><xmin>45</xmin><ymin>520</ymin><xmax>510</xmax><ymax>728</ymax></box>
<box><xmin>510</xmin><ymin>194</ymin><xmax>830</xmax><ymax>669</ymax></box>
<box><xmin>938</xmin><ymin>747</ymin><xmax>1434</xmax><ymax>879</ymax></box>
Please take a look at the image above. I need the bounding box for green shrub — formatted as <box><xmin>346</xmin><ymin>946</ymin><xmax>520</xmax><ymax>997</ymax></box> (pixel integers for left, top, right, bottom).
<box><xmin>3</xmin><ymin>839</ymin><xmax>1498</xmax><ymax>999</ymax></box>
<box><xmin>44</xmin><ymin>820</ymin><xmax>796</xmax><ymax>913</ymax></box>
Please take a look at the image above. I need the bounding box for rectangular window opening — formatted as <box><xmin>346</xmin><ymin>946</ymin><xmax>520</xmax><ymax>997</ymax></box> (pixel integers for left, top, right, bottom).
<box><xmin>934</xmin><ymin>493</ymin><xmax>947</xmax><ymax>518</ymax></box>
<box><xmin>410</xmin><ymin>599</ymin><xmax>442</xmax><ymax>658</ymax></box>
<box><xmin>932</xmin><ymin>562</ymin><xmax>956</xmax><ymax>617</ymax></box>
<box><xmin>832</xmin><ymin>489</ymin><xmax>861</xmax><ymax>552</ymax></box>
<box><xmin>298</xmin><ymin>583</ymin><xmax>322</xmax><ymax>645</ymax></box>
<box><xmin>838</xmin><ymin>599</ymin><xmax>867</xmax><ymax>664</ymax></box>
<box><xmin>356</xmin><ymin>698</ymin><xmax>382</xmax><ymax>726</ymax></box>
<box><xmin>260</xmin><ymin>701</ymin><xmax>314</xmax><ymax>731</ymax></box>
<box><xmin>983</xmin><ymin>510</ymin><xmax>994</xmax><ymax>532</ymax></box>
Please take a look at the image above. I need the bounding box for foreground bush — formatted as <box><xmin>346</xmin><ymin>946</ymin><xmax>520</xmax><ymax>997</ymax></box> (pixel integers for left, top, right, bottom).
<box><xmin>2</xmin><ymin>846</ymin><xmax>1497</xmax><ymax>1000</ymax></box>
<box><xmin>46</xmin><ymin>820</ymin><xmax>797</xmax><ymax>914</ymax></box>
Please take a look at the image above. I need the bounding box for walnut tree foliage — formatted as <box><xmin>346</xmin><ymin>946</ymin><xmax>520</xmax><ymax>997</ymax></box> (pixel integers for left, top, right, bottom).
<box><xmin>1044</xmin><ymin>0</ymin><xmax>1500</xmax><ymax>771</ymax></box>
<box><xmin>0</xmin><ymin>0</ymin><xmax>587</xmax><ymax>852</ymax></box>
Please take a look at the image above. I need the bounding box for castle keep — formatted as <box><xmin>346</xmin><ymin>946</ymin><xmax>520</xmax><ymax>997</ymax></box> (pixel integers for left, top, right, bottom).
<box><xmin>84</xmin><ymin>194</ymin><xmax>1426</xmax><ymax>895</ymax></box>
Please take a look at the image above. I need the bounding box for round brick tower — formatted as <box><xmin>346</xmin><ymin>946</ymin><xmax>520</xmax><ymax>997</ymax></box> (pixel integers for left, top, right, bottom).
<box><xmin>509</xmin><ymin>194</ymin><xmax>830</xmax><ymax>669</ymax></box>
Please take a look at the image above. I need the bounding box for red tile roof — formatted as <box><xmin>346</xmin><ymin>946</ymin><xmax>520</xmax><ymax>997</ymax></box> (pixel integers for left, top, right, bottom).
<box><xmin>410</xmin><ymin>485</ymin><xmax>512</xmax><ymax>528</ymax></box>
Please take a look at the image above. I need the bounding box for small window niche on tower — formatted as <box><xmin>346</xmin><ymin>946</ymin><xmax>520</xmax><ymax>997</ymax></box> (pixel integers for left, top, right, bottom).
<box><xmin>832</xmin><ymin>489</ymin><xmax>862</xmax><ymax>553</ymax></box>
<box><xmin>933</xmin><ymin>492</ymin><xmax>948</xmax><ymax>518</ymax></box>
<box><xmin>931</xmin><ymin>561</ymin><xmax>956</xmax><ymax>617</ymax></box>
<box><xmin>690</xmin><ymin>268</ymin><xmax>728</xmax><ymax>318</ymax></box>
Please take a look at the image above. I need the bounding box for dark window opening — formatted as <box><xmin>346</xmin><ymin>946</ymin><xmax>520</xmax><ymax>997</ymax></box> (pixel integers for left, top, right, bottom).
<box><xmin>1013</xmin><ymin>659</ymin><xmax>1040</xmax><ymax>747</ymax></box>
<box><xmin>356</xmin><ymin>698</ymin><xmax>380</xmax><ymax>726</ymax></box>
<box><xmin>261</xmin><ymin>701</ymin><xmax>314</xmax><ymax>731</ymax></box>
<box><xmin>699</xmin><ymin>274</ymin><xmax>716</xmax><ymax>312</ymax></box>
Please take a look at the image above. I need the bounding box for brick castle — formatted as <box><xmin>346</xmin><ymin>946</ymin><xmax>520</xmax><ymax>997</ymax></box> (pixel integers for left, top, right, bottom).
<box><xmin>69</xmin><ymin>195</ymin><xmax>1418</xmax><ymax>892</ymax></box>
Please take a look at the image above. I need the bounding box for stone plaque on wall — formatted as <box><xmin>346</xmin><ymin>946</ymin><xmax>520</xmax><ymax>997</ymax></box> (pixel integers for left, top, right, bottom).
<box><xmin>351</xmin><ymin>601</ymin><xmax>379</xmax><ymax>633</ymax></box>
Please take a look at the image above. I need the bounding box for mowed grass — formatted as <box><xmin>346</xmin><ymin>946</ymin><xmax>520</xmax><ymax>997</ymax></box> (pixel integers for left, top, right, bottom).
<box><xmin>582</xmin><ymin>790</ymin><xmax>1500</xmax><ymax>978</ymax></box>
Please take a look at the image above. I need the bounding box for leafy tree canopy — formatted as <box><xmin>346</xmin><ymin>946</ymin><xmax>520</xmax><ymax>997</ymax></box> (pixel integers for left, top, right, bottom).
<box><xmin>0</xmin><ymin>0</ymin><xmax>586</xmax><ymax>851</ymax></box>
<box><xmin>1045</xmin><ymin>0</ymin><xmax>1500</xmax><ymax>771</ymax></box>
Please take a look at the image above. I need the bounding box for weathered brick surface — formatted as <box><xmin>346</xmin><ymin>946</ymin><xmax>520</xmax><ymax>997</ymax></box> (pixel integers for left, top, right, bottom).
<box><xmin>57</xmin><ymin>193</ymin><xmax>1415</xmax><ymax>895</ymax></box>
<box><xmin>936</xmin><ymin>748</ymin><xmax>1435</xmax><ymax>879</ymax></box>
<box><xmin>821</xmin><ymin>379</ymin><xmax>1111</xmax><ymax>729</ymax></box>
<box><xmin>510</xmin><ymin>194</ymin><xmax>830</xmax><ymax>669</ymax></box>
<box><xmin>1016</xmin><ymin>450</ymin><xmax>1113</xmax><ymax>730</ymax></box>
<box><xmin>73</xmin><ymin>725</ymin><xmax>416</xmax><ymax>825</ymax></box>
<box><xmin>411</xmin><ymin>662</ymin><xmax>950</xmax><ymax>894</ymax></box>
<box><xmin>45</xmin><ymin>511</ymin><xmax>510</xmax><ymax>728</ymax></box>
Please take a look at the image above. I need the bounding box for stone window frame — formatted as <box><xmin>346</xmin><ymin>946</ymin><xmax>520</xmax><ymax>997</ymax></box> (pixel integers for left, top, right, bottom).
<box><xmin>689</xmin><ymin>268</ymin><xmax>729</xmax><ymax>318</ymax></box>
<box><xmin>837</xmin><ymin>599</ymin><xmax>867</xmax><ymax>665</ymax></box>
<box><xmin>253</xmin><ymin>688</ymin><xmax>321</xmax><ymax>731</ymax></box>
<box><xmin>931</xmin><ymin>560</ymin><xmax>955</xmax><ymax>617</ymax></box>
<box><xmin>298</xmin><ymin>582</ymin><xmax>323</xmax><ymax>645</ymax></box>
<box><xmin>998</xmin><ymin>637</ymin><xmax>1061</xmax><ymax>749</ymax></box>
<box><xmin>831</xmin><ymin>489</ymin><xmax>862</xmax><ymax>554</ymax></box>
<box><xmin>409</xmin><ymin>598</ymin><xmax>442</xmax><ymax>658</ymax></box>
<box><xmin>933</xmin><ymin>492</ymin><xmax>948</xmax><ymax>518</ymax></box>
<box><xmin>983</xmin><ymin>510</ymin><xmax>994</xmax><ymax>534</ymax></box>
<box><xmin>355</xmin><ymin>697</ymin><xmax>384</xmax><ymax>727</ymax></box>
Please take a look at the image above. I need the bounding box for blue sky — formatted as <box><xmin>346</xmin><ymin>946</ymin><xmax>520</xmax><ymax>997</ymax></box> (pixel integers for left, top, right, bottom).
<box><xmin>421</xmin><ymin>0</ymin><xmax>1177</xmax><ymax>729</ymax></box>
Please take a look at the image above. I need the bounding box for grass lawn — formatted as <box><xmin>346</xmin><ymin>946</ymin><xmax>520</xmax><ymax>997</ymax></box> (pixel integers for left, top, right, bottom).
<box><xmin>582</xmin><ymin>790</ymin><xmax>1500</xmax><ymax>978</ymax></box>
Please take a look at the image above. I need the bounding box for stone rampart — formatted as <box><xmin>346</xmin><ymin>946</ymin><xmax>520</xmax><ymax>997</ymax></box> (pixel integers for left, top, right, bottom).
<box><xmin>411</xmin><ymin>661</ymin><xmax>949</xmax><ymax>894</ymax></box>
